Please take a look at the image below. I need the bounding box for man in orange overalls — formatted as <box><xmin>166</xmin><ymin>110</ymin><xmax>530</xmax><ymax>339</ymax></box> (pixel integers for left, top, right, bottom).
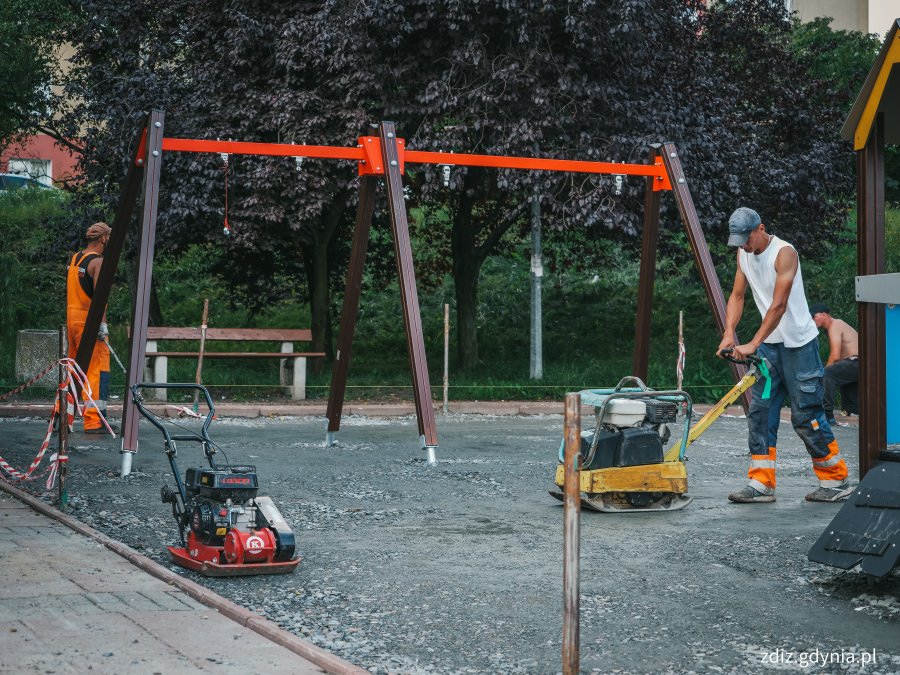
<box><xmin>66</xmin><ymin>222</ymin><xmax>114</xmax><ymax>433</ymax></box>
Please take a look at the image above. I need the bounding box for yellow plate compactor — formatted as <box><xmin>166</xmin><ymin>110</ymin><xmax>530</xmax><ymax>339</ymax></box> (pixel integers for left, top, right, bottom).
<box><xmin>550</xmin><ymin>351</ymin><xmax>768</xmax><ymax>512</ymax></box>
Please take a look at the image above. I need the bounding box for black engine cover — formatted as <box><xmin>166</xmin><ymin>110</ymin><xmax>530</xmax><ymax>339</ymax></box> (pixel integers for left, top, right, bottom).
<box><xmin>580</xmin><ymin>427</ymin><xmax>664</xmax><ymax>469</ymax></box>
<box><xmin>615</xmin><ymin>427</ymin><xmax>664</xmax><ymax>466</ymax></box>
<box><xmin>185</xmin><ymin>466</ymin><xmax>259</xmax><ymax>503</ymax></box>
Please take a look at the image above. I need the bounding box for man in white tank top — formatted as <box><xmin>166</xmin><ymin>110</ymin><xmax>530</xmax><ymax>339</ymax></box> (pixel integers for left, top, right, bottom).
<box><xmin>716</xmin><ymin>207</ymin><xmax>852</xmax><ymax>503</ymax></box>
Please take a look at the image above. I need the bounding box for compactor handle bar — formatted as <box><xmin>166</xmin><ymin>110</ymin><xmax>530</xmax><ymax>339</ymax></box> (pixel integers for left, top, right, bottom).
<box><xmin>130</xmin><ymin>383</ymin><xmax>216</xmax><ymax>446</ymax></box>
<box><xmin>718</xmin><ymin>348</ymin><xmax>762</xmax><ymax>367</ymax></box>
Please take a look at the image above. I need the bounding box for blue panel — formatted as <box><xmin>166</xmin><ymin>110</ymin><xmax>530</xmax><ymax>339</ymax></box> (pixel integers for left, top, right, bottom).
<box><xmin>887</xmin><ymin>305</ymin><xmax>900</xmax><ymax>444</ymax></box>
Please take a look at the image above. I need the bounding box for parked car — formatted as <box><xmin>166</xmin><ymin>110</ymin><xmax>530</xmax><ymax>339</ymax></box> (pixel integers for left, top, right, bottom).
<box><xmin>0</xmin><ymin>173</ymin><xmax>56</xmax><ymax>192</ymax></box>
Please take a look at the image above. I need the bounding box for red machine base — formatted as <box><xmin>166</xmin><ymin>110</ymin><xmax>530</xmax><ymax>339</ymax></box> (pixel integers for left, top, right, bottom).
<box><xmin>167</xmin><ymin>546</ymin><xmax>300</xmax><ymax>577</ymax></box>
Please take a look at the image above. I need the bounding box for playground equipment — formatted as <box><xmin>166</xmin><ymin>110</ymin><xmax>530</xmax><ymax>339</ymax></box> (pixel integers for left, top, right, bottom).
<box><xmin>72</xmin><ymin>112</ymin><xmax>747</xmax><ymax>476</ymax></box>
<box><xmin>806</xmin><ymin>19</ymin><xmax>900</xmax><ymax>580</ymax></box>
<box><xmin>549</xmin><ymin>350</ymin><xmax>766</xmax><ymax>512</ymax></box>
<box><xmin>131</xmin><ymin>382</ymin><xmax>300</xmax><ymax>576</ymax></box>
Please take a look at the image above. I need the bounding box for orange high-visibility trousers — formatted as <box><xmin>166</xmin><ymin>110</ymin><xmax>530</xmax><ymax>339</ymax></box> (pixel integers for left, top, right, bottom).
<box><xmin>67</xmin><ymin>321</ymin><xmax>110</xmax><ymax>430</ymax></box>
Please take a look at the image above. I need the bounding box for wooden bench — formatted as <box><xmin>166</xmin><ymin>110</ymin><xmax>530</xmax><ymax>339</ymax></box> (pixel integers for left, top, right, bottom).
<box><xmin>137</xmin><ymin>327</ymin><xmax>325</xmax><ymax>402</ymax></box>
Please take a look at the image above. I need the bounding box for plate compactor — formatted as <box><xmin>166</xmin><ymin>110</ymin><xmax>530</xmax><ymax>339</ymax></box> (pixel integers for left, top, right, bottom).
<box><xmin>550</xmin><ymin>351</ymin><xmax>768</xmax><ymax>513</ymax></box>
<box><xmin>131</xmin><ymin>383</ymin><xmax>300</xmax><ymax>576</ymax></box>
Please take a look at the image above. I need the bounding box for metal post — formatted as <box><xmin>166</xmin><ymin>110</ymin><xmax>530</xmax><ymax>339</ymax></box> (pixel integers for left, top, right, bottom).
<box><xmin>325</xmin><ymin>175</ymin><xmax>378</xmax><ymax>446</ymax></box>
<box><xmin>121</xmin><ymin>109</ymin><xmax>166</xmax><ymax>476</ymax></box>
<box><xmin>562</xmin><ymin>392</ymin><xmax>581</xmax><ymax>675</ymax></box>
<box><xmin>379</xmin><ymin>121</ymin><xmax>439</xmax><ymax>463</ymax></box>
<box><xmin>57</xmin><ymin>324</ymin><xmax>68</xmax><ymax>511</ymax></box>
<box><xmin>530</xmin><ymin>180</ymin><xmax>543</xmax><ymax>380</ymax></box>
<box><xmin>443</xmin><ymin>304</ymin><xmax>450</xmax><ymax>414</ymax></box>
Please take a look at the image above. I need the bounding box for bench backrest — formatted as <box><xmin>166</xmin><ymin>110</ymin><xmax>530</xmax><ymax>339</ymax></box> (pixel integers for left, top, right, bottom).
<box><xmin>137</xmin><ymin>327</ymin><xmax>312</xmax><ymax>342</ymax></box>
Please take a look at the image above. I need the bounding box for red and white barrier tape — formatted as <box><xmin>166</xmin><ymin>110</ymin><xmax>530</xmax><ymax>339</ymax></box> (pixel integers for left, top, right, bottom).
<box><xmin>0</xmin><ymin>358</ymin><xmax>114</xmax><ymax>489</ymax></box>
<box><xmin>0</xmin><ymin>360</ymin><xmax>58</xmax><ymax>402</ymax></box>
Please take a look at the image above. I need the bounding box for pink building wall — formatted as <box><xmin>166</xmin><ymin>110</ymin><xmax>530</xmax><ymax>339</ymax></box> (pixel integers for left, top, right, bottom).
<box><xmin>1</xmin><ymin>133</ymin><xmax>81</xmax><ymax>186</ymax></box>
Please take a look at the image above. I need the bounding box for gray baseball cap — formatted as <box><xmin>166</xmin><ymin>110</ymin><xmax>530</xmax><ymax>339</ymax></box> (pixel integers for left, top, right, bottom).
<box><xmin>727</xmin><ymin>207</ymin><xmax>762</xmax><ymax>247</ymax></box>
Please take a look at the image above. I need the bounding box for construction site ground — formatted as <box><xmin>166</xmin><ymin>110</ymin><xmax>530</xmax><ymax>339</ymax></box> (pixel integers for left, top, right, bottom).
<box><xmin>0</xmin><ymin>402</ymin><xmax>898</xmax><ymax>674</ymax></box>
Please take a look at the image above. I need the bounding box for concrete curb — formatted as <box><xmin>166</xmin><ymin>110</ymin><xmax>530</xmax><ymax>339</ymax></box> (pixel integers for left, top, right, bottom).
<box><xmin>0</xmin><ymin>479</ymin><xmax>368</xmax><ymax>675</ymax></box>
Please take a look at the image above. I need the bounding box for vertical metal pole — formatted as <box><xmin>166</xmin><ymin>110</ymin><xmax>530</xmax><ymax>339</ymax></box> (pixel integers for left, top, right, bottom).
<box><xmin>530</xmin><ymin>179</ymin><xmax>543</xmax><ymax>380</ymax></box>
<box><xmin>661</xmin><ymin>143</ymin><xmax>749</xmax><ymax>411</ymax></box>
<box><xmin>57</xmin><ymin>324</ymin><xmax>68</xmax><ymax>511</ymax></box>
<box><xmin>325</xmin><ymin>175</ymin><xmax>378</xmax><ymax>445</ymax></box>
<box><xmin>633</xmin><ymin>146</ymin><xmax>662</xmax><ymax>380</ymax></box>
<box><xmin>121</xmin><ymin>109</ymin><xmax>166</xmax><ymax>476</ymax></box>
<box><xmin>857</xmin><ymin>113</ymin><xmax>886</xmax><ymax>478</ymax></box>
<box><xmin>443</xmin><ymin>303</ymin><xmax>450</xmax><ymax>414</ymax></box>
<box><xmin>562</xmin><ymin>392</ymin><xmax>581</xmax><ymax>675</ymax></box>
<box><xmin>379</xmin><ymin>121</ymin><xmax>439</xmax><ymax>462</ymax></box>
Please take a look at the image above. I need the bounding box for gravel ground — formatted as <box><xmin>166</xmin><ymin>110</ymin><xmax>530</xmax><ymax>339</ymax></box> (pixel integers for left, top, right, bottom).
<box><xmin>1</xmin><ymin>411</ymin><xmax>899</xmax><ymax>674</ymax></box>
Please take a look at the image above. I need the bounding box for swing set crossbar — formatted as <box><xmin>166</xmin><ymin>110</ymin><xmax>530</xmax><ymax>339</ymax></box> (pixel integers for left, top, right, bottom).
<box><xmin>157</xmin><ymin>136</ymin><xmax>672</xmax><ymax>189</ymax></box>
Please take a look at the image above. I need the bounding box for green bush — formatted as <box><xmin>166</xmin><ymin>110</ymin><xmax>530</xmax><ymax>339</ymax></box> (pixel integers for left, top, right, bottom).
<box><xmin>0</xmin><ymin>190</ymin><xmax>71</xmax><ymax>384</ymax></box>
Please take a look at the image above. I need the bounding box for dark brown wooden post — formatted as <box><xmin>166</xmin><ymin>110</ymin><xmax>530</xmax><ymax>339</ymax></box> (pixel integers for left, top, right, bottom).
<box><xmin>120</xmin><ymin>109</ymin><xmax>166</xmax><ymax>474</ymax></box>
<box><xmin>633</xmin><ymin>145</ymin><xmax>663</xmax><ymax>380</ymax></box>
<box><xmin>562</xmin><ymin>392</ymin><xmax>581</xmax><ymax>675</ymax></box>
<box><xmin>74</xmin><ymin>114</ymin><xmax>149</xmax><ymax>375</ymax></box>
<box><xmin>58</xmin><ymin>324</ymin><xmax>68</xmax><ymax>511</ymax></box>
<box><xmin>326</xmin><ymin>175</ymin><xmax>378</xmax><ymax>444</ymax></box>
<box><xmin>857</xmin><ymin>113</ymin><xmax>887</xmax><ymax>478</ymax></box>
<box><xmin>661</xmin><ymin>143</ymin><xmax>749</xmax><ymax>410</ymax></box>
<box><xmin>379</xmin><ymin>122</ymin><xmax>439</xmax><ymax>462</ymax></box>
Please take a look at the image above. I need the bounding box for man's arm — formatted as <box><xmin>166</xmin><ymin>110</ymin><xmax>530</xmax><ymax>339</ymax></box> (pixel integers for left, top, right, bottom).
<box><xmin>716</xmin><ymin>250</ymin><xmax>746</xmax><ymax>356</ymax></box>
<box><xmin>732</xmin><ymin>246</ymin><xmax>798</xmax><ymax>359</ymax></box>
<box><xmin>826</xmin><ymin>326</ymin><xmax>842</xmax><ymax>366</ymax></box>
<box><xmin>87</xmin><ymin>257</ymin><xmax>108</xmax><ymax>324</ymax></box>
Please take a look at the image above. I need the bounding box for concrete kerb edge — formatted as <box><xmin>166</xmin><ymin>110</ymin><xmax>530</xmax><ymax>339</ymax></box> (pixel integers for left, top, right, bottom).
<box><xmin>0</xmin><ymin>479</ymin><xmax>369</xmax><ymax>675</ymax></box>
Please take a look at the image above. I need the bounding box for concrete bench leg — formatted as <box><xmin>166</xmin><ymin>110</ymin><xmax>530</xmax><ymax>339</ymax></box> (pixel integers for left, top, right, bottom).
<box><xmin>280</xmin><ymin>342</ymin><xmax>293</xmax><ymax>398</ymax></box>
<box><xmin>144</xmin><ymin>340</ymin><xmax>167</xmax><ymax>401</ymax></box>
<box><xmin>292</xmin><ymin>357</ymin><xmax>306</xmax><ymax>400</ymax></box>
<box><xmin>279</xmin><ymin>342</ymin><xmax>306</xmax><ymax>400</ymax></box>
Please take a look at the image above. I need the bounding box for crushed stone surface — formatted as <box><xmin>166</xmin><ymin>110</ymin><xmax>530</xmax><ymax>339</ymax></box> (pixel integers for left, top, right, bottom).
<box><xmin>1</xmin><ymin>413</ymin><xmax>898</xmax><ymax>674</ymax></box>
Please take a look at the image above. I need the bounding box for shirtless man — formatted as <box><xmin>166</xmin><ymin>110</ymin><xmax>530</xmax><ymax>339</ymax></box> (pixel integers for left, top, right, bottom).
<box><xmin>809</xmin><ymin>303</ymin><xmax>859</xmax><ymax>424</ymax></box>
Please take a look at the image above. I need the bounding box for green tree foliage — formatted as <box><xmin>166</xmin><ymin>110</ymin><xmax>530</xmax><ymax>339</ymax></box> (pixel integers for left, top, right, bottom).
<box><xmin>59</xmin><ymin>0</ymin><xmax>860</xmax><ymax>373</ymax></box>
<box><xmin>0</xmin><ymin>0</ymin><xmax>73</xmax><ymax>146</ymax></box>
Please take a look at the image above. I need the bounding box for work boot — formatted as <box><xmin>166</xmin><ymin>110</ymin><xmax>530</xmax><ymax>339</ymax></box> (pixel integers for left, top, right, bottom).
<box><xmin>728</xmin><ymin>485</ymin><xmax>775</xmax><ymax>503</ymax></box>
<box><xmin>805</xmin><ymin>482</ymin><xmax>854</xmax><ymax>503</ymax></box>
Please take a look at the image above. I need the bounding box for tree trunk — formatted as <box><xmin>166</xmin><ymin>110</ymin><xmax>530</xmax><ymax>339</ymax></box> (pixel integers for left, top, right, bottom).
<box><xmin>303</xmin><ymin>239</ymin><xmax>331</xmax><ymax>374</ymax></box>
<box><xmin>451</xmin><ymin>169</ymin><xmax>484</xmax><ymax>371</ymax></box>
<box><xmin>454</xmin><ymin>261</ymin><xmax>480</xmax><ymax>370</ymax></box>
<box><xmin>302</xmin><ymin>193</ymin><xmax>348</xmax><ymax>373</ymax></box>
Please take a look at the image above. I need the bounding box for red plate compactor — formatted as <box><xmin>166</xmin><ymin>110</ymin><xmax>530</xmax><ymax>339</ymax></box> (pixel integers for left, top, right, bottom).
<box><xmin>131</xmin><ymin>383</ymin><xmax>300</xmax><ymax>577</ymax></box>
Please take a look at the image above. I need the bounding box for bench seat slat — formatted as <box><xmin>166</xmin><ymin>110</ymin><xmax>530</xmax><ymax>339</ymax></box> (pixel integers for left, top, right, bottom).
<box><xmin>145</xmin><ymin>352</ymin><xmax>324</xmax><ymax>358</ymax></box>
<box><xmin>133</xmin><ymin>327</ymin><xmax>313</xmax><ymax>342</ymax></box>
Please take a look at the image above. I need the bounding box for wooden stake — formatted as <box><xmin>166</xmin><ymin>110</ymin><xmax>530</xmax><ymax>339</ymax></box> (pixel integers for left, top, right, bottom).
<box><xmin>192</xmin><ymin>299</ymin><xmax>210</xmax><ymax>412</ymax></box>
<box><xmin>562</xmin><ymin>392</ymin><xmax>581</xmax><ymax>675</ymax></box>
<box><xmin>443</xmin><ymin>304</ymin><xmax>450</xmax><ymax>415</ymax></box>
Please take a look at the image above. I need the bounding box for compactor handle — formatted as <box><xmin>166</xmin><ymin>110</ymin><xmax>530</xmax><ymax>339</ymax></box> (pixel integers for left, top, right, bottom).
<box><xmin>130</xmin><ymin>383</ymin><xmax>216</xmax><ymax>444</ymax></box>
<box><xmin>612</xmin><ymin>376</ymin><xmax>650</xmax><ymax>392</ymax></box>
<box><xmin>718</xmin><ymin>348</ymin><xmax>762</xmax><ymax>367</ymax></box>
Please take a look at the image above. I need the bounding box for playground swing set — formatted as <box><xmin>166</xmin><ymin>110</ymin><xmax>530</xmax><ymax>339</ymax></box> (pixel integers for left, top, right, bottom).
<box><xmin>72</xmin><ymin>109</ymin><xmax>747</xmax><ymax>480</ymax></box>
